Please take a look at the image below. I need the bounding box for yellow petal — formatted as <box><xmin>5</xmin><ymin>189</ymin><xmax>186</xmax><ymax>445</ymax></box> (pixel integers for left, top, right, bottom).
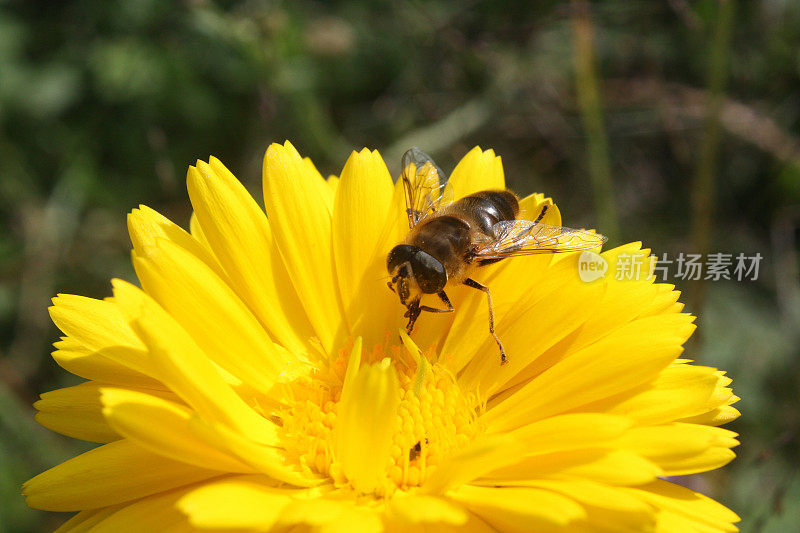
<box><xmin>656</xmin><ymin>447</ymin><xmax>737</xmax><ymax>477</ymax></box>
<box><xmin>448</xmin><ymin>147</ymin><xmax>505</xmax><ymax>199</ymax></box>
<box><xmin>49</xmin><ymin>295</ymin><xmax>141</xmax><ymax>351</ymax></box>
<box><xmin>111</xmin><ymin>279</ymin><xmax>279</xmax><ymax>446</ymax></box>
<box><xmin>422</xmin><ymin>434</ymin><xmax>517</xmax><ymax>494</ymax></box>
<box><xmin>333</xmin><ymin>149</ymin><xmax>393</xmax><ymax>302</ymax></box>
<box><xmin>388</xmin><ymin>494</ymin><xmax>468</xmax><ymax>526</ymax></box>
<box><xmin>277</xmin><ymin>498</ymin><xmax>383</xmax><ymax>533</ymax></box>
<box><xmin>49</xmin><ymin>295</ymin><xmax>151</xmax><ymax>377</ymax></box>
<box><xmin>133</xmin><ymin>236</ymin><xmax>298</xmax><ymax>393</ymax></box>
<box><xmin>34</xmin><ymin>382</ymin><xmax>120</xmax><ymax>443</ymax></box>
<box><xmin>584</xmin><ymin>363</ymin><xmax>729</xmax><ymax>425</ymax></box>
<box><xmin>673</xmin><ymin>370</ymin><xmax>740</xmax><ymax>426</ymax></box>
<box><xmin>189</xmin><ymin>417</ymin><xmax>320</xmax><ymax>486</ymax></box>
<box><xmin>51</xmin><ymin>339</ymin><xmax>163</xmax><ymax>389</ymax></box>
<box><xmin>679</xmin><ymin>405</ymin><xmax>741</xmax><ymax>427</ymax></box>
<box><xmin>326</xmin><ymin>175</ymin><xmax>340</xmax><ymax>195</ymax></box>
<box><xmin>187</xmin><ymin>156</ymin><xmax>314</xmax><ymax>354</ymax></box>
<box><xmin>373</xmin><ymin>171</ymin><xmax>410</xmax><ymax>267</ymax></box>
<box><xmin>627</xmin><ymin>479</ymin><xmax>739</xmax><ymax>532</ymax></box>
<box><xmin>441</xmin><ymin>242</ymin><xmax>577</xmax><ymax>375</ymax></box>
<box><xmin>23</xmin><ymin>440</ymin><xmax>219</xmax><ymax>511</ymax></box>
<box><xmin>484</xmin><ymin>312</ymin><xmax>693</xmax><ymax>432</ymax></box>
<box><xmin>67</xmin><ymin>484</ymin><xmax>199</xmax><ymax>532</ymax></box>
<box><xmin>617</xmin><ymin>423</ymin><xmax>739</xmax><ymax>476</ymax></box>
<box><xmin>332</xmin><ymin>148</ymin><xmax>396</xmax><ymax>346</ymax></box>
<box><xmin>505</xmin><ymin>413</ymin><xmax>632</xmax><ymax>455</ymax></box>
<box><xmin>457</xmin><ymin>258</ymin><xmax>605</xmax><ymax>394</ymax></box>
<box><xmin>484</xmin><ymin>449</ymin><xmax>662</xmax><ymax>486</ymax></box>
<box><xmin>565</xmin><ymin>243</ymin><xmax>665</xmax><ymax>351</ymax></box>
<box><xmin>653</xmin><ymin>511</ymin><xmax>730</xmax><ymax>533</ymax></box>
<box><xmin>54</xmin><ymin>506</ymin><xmax>123</xmax><ymax>533</ymax></box>
<box><xmin>178</xmin><ymin>475</ymin><xmax>320</xmax><ymax>529</ymax></box>
<box><xmin>518</xmin><ymin>194</ymin><xmax>561</xmax><ymax>226</ymax></box>
<box><xmin>101</xmin><ymin>387</ymin><xmax>255</xmax><ymax>473</ymax></box>
<box><xmin>336</xmin><ymin>348</ymin><xmax>400</xmax><ymax>493</ymax></box>
<box><xmin>188</xmin><ymin>211</ymin><xmax>211</xmax><ymax>249</ymax></box>
<box><xmin>571</xmin><ymin>505</ymin><xmax>656</xmax><ymax>533</ymax></box>
<box><xmin>639</xmin><ymin>283</ymin><xmax>682</xmax><ymax>317</ymax></box>
<box><xmin>448</xmin><ymin>485</ymin><xmax>586</xmax><ymax>532</ymax></box>
<box><xmin>127</xmin><ymin>204</ymin><xmax>227</xmax><ymax>282</ymax></box>
<box><xmin>263</xmin><ymin>141</ymin><xmax>344</xmax><ymax>352</ymax></box>
<box><xmin>527</xmin><ymin>479</ymin><xmax>654</xmax><ymax>517</ymax></box>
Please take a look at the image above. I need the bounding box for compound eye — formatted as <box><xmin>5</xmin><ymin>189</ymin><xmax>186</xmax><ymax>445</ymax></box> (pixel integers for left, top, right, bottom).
<box><xmin>416</xmin><ymin>266</ymin><xmax>446</xmax><ymax>293</ymax></box>
<box><xmin>387</xmin><ymin>245</ymin><xmax>416</xmax><ymax>273</ymax></box>
<box><xmin>414</xmin><ymin>251</ymin><xmax>446</xmax><ymax>293</ymax></box>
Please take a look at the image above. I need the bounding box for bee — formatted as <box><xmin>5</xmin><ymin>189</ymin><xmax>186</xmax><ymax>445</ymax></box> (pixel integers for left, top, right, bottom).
<box><xmin>386</xmin><ymin>147</ymin><xmax>607</xmax><ymax>365</ymax></box>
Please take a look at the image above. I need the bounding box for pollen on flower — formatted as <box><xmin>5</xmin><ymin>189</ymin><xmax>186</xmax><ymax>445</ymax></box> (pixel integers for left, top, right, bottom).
<box><xmin>278</xmin><ymin>342</ymin><xmax>482</xmax><ymax>498</ymax></box>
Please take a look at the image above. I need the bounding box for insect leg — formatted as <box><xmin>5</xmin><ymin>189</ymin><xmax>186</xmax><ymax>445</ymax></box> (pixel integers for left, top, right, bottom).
<box><xmin>463</xmin><ymin>278</ymin><xmax>507</xmax><ymax>365</ymax></box>
<box><xmin>419</xmin><ymin>291</ymin><xmax>455</xmax><ymax>313</ymax></box>
<box><xmin>405</xmin><ymin>299</ymin><xmax>422</xmax><ymax>334</ymax></box>
<box><xmin>533</xmin><ymin>204</ymin><xmax>549</xmax><ymax>225</ymax></box>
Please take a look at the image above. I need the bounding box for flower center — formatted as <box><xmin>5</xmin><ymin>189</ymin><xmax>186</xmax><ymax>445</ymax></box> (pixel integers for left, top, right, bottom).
<box><xmin>278</xmin><ymin>343</ymin><xmax>482</xmax><ymax>497</ymax></box>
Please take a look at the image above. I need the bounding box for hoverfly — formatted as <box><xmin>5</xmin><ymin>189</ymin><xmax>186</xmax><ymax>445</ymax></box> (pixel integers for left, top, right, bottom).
<box><xmin>386</xmin><ymin>148</ymin><xmax>607</xmax><ymax>365</ymax></box>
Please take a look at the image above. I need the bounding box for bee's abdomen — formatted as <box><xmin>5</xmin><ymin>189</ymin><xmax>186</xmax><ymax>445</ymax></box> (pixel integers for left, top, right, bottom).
<box><xmin>456</xmin><ymin>190</ymin><xmax>519</xmax><ymax>234</ymax></box>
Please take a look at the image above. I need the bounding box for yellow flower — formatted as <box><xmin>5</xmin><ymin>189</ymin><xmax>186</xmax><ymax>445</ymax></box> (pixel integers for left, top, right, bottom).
<box><xmin>25</xmin><ymin>142</ymin><xmax>740</xmax><ymax>532</ymax></box>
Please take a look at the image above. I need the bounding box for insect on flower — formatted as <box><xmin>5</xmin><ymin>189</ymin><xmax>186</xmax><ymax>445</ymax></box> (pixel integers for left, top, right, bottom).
<box><xmin>387</xmin><ymin>147</ymin><xmax>608</xmax><ymax>365</ymax></box>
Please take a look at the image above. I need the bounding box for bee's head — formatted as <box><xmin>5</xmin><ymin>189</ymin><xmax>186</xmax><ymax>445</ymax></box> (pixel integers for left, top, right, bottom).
<box><xmin>387</xmin><ymin>245</ymin><xmax>447</xmax><ymax>305</ymax></box>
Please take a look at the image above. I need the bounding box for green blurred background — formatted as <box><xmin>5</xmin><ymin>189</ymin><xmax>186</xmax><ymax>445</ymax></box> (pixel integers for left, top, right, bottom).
<box><xmin>1</xmin><ymin>0</ymin><xmax>798</xmax><ymax>530</ymax></box>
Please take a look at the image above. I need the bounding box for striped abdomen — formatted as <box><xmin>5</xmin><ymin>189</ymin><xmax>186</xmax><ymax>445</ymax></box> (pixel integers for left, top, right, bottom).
<box><xmin>454</xmin><ymin>190</ymin><xmax>519</xmax><ymax>236</ymax></box>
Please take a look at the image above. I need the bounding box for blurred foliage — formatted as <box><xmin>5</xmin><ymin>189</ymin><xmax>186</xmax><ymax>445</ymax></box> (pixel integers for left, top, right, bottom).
<box><xmin>1</xmin><ymin>0</ymin><xmax>799</xmax><ymax>531</ymax></box>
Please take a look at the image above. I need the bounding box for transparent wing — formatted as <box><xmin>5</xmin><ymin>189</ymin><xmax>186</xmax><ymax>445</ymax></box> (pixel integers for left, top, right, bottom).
<box><xmin>474</xmin><ymin>219</ymin><xmax>607</xmax><ymax>259</ymax></box>
<box><xmin>401</xmin><ymin>147</ymin><xmax>453</xmax><ymax>228</ymax></box>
